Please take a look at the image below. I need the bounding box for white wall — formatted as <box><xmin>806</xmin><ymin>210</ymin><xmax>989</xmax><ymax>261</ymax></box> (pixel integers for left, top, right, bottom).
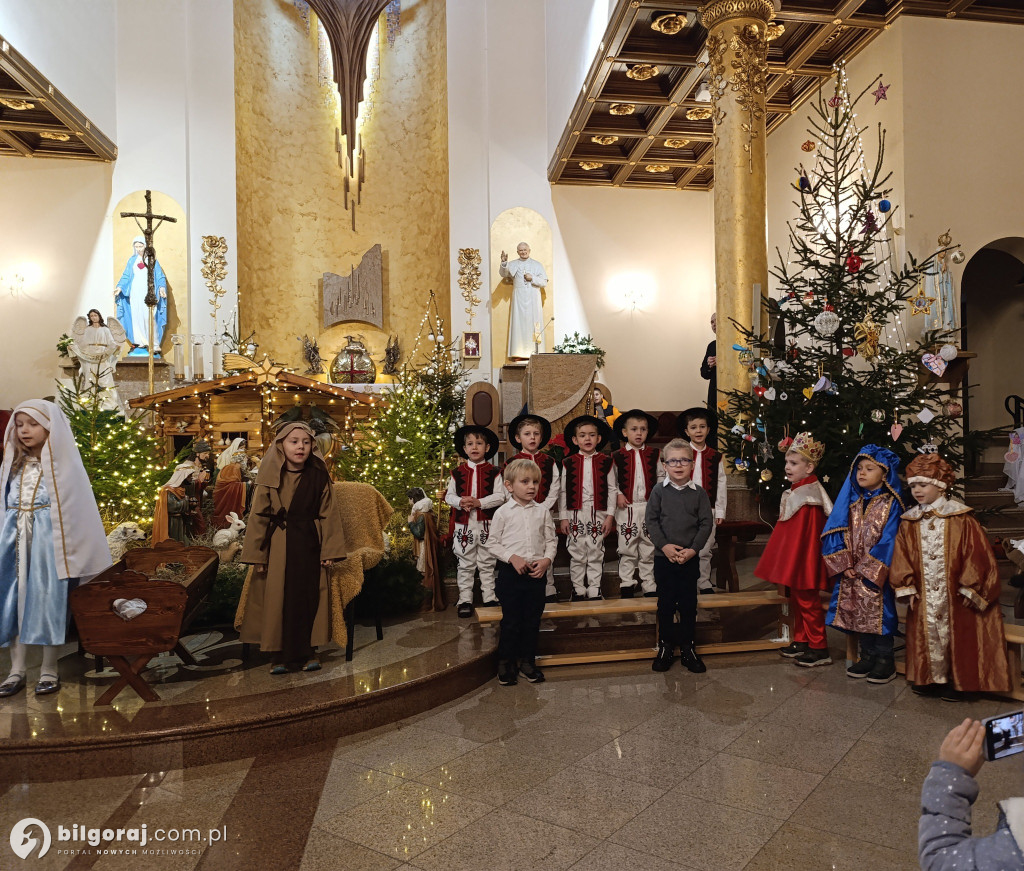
<box><xmin>446</xmin><ymin>0</ymin><xmax>717</xmax><ymax>410</ymax></box>
<box><xmin>0</xmin><ymin>0</ymin><xmax>237</xmax><ymax>407</ymax></box>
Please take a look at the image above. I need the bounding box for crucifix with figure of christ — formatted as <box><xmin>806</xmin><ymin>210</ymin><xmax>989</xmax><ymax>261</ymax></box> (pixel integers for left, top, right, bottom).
<box><xmin>119</xmin><ymin>189</ymin><xmax>177</xmax><ymax>394</ymax></box>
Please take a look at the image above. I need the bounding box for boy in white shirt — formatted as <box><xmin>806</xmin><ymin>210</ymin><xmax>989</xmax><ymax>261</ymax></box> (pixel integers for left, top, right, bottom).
<box><xmin>444</xmin><ymin>425</ymin><xmax>506</xmax><ymax>618</ymax></box>
<box><xmin>486</xmin><ymin>459</ymin><xmax>557</xmax><ymax>685</ymax></box>
<box><xmin>558</xmin><ymin>415</ymin><xmax>616</xmax><ymax>601</ymax></box>
<box><xmin>678</xmin><ymin>408</ymin><xmax>727</xmax><ymax>594</ymax></box>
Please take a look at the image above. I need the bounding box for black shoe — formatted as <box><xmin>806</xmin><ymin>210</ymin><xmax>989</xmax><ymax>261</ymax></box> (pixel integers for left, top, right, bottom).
<box><xmin>481</xmin><ymin>600</ymin><xmax>500</xmax><ymax>608</ymax></box>
<box><xmin>570</xmin><ymin>591</ymin><xmax>586</xmax><ymax>602</ymax></box>
<box><xmin>497</xmin><ymin>660</ymin><xmax>518</xmax><ymax>686</ymax></box>
<box><xmin>779</xmin><ymin>642</ymin><xmax>810</xmax><ymax>659</ymax></box>
<box><xmin>519</xmin><ymin>661</ymin><xmax>546</xmax><ymax>683</ymax></box>
<box><xmin>846</xmin><ymin>657</ymin><xmax>875</xmax><ymax>679</ymax></box>
<box><xmin>795</xmin><ymin>648</ymin><xmax>833</xmax><ymax>668</ymax></box>
<box><xmin>652</xmin><ymin>642</ymin><xmax>674</xmax><ymax>672</ymax></box>
<box><xmin>587</xmin><ymin>592</ymin><xmax>604</xmax><ymax>601</ymax></box>
<box><xmin>698</xmin><ymin>585</ymin><xmax>716</xmax><ymax>595</ymax></box>
<box><xmin>457</xmin><ymin>602</ymin><xmax>473</xmax><ymax>618</ymax></box>
<box><xmin>679</xmin><ymin>644</ymin><xmax>707</xmax><ymax>674</ymax></box>
<box><xmin>0</xmin><ymin>674</ymin><xmax>26</xmax><ymax>697</ymax></box>
<box><xmin>643</xmin><ymin>591</ymin><xmax>658</xmax><ymax>598</ymax></box>
<box><xmin>545</xmin><ymin>594</ymin><xmax>558</xmax><ymax>603</ymax></box>
<box><xmin>940</xmin><ymin>684</ymin><xmax>966</xmax><ymax>702</ymax></box>
<box><xmin>866</xmin><ymin>658</ymin><xmax>897</xmax><ymax>684</ymax></box>
<box><xmin>620</xmin><ymin>585</ymin><xmax>636</xmax><ymax>599</ymax></box>
<box><xmin>912</xmin><ymin>683</ymin><xmax>942</xmax><ymax>697</ymax></box>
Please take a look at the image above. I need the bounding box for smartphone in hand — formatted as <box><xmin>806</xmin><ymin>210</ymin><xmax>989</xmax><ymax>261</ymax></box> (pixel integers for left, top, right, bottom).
<box><xmin>982</xmin><ymin>710</ymin><xmax>1024</xmax><ymax>761</ymax></box>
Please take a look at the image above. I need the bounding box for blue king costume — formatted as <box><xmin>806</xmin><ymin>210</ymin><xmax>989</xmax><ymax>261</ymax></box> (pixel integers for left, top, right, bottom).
<box><xmin>821</xmin><ymin>444</ymin><xmax>905</xmax><ymax>678</ymax></box>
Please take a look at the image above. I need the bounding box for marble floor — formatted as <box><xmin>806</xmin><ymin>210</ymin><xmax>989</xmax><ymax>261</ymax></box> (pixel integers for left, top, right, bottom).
<box><xmin>3</xmin><ymin>642</ymin><xmax>1021</xmax><ymax>871</ymax></box>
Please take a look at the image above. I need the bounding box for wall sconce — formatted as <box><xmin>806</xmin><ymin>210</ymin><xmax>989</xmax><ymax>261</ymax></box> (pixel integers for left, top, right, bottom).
<box><xmin>607</xmin><ymin>272</ymin><xmax>657</xmax><ymax>312</ymax></box>
<box><xmin>1</xmin><ymin>272</ymin><xmax>24</xmax><ymax>298</ymax></box>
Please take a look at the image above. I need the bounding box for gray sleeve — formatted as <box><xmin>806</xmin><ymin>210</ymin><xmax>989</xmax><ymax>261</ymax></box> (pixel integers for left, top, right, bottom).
<box><xmin>646</xmin><ymin>488</ymin><xmax>667</xmax><ymax>551</ymax></box>
<box><xmin>689</xmin><ymin>488</ymin><xmax>713</xmax><ymax>552</ymax></box>
<box><xmin>919</xmin><ymin>761</ymin><xmax>1024</xmax><ymax>871</ymax></box>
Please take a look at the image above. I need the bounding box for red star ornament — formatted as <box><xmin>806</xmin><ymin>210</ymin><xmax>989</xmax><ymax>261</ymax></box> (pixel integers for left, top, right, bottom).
<box><xmin>872</xmin><ymin>81</ymin><xmax>890</xmax><ymax>104</ymax></box>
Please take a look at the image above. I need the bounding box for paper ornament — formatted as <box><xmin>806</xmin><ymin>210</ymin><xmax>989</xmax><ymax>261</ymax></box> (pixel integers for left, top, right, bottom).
<box><xmin>813</xmin><ymin>376</ymin><xmax>832</xmax><ymax>393</ymax></box>
<box><xmin>779</xmin><ymin>392</ymin><xmax>788</xmax><ymax>400</ymax></box>
<box><xmin>814</xmin><ymin>307</ymin><xmax>840</xmax><ymax>336</ymax></box>
<box><xmin>943</xmin><ymin>400</ymin><xmax>963</xmax><ymax>418</ymax></box>
<box><xmin>854</xmin><ymin>314</ymin><xmax>882</xmax><ymax>361</ymax></box>
<box><xmin>778</xmin><ymin>436</ymin><xmax>793</xmax><ymax>451</ymax></box>
<box><xmin>871</xmin><ymin>409</ymin><xmax>886</xmax><ymax>422</ymax></box>
<box><xmin>917</xmin><ymin>408</ymin><xmax>936</xmax><ymax>424</ymax></box>
<box><xmin>754</xmin><ymin>385</ymin><xmax>766</xmax><ymax>398</ymax></box>
<box><xmin>939</xmin><ymin>344</ymin><xmax>958</xmax><ymax>362</ymax></box>
<box><xmin>801</xmin><ymin>140</ymin><xmax>816</xmax><ymax>152</ymax></box>
<box><xmin>827</xmin><ymin>93</ymin><xmax>843</xmax><ymax>108</ymax></box>
<box><xmin>921</xmin><ymin>353</ymin><xmax>947</xmax><ymax>377</ymax></box>
<box><xmin>802</xmin><ymin>387</ymin><xmax>814</xmax><ymax>400</ymax></box>
<box><xmin>764</xmin><ymin>387</ymin><xmax>777</xmax><ymax>400</ymax></box>
<box><xmin>890</xmin><ymin>423</ymin><xmax>904</xmax><ymax>441</ymax></box>
<box><xmin>846</xmin><ymin>253</ymin><xmax>863</xmax><ymax>274</ymax></box>
<box><xmin>871</xmin><ymin>81</ymin><xmax>890</xmax><ymax>104</ymax></box>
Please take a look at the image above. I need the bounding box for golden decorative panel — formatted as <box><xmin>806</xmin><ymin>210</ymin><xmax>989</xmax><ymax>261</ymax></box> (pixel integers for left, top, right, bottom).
<box><xmin>685</xmin><ymin>106</ymin><xmax>714</xmax><ymax>121</ymax></box>
<box><xmin>591</xmin><ymin>135</ymin><xmax>619</xmax><ymax>145</ymax></box>
<box><xmin>234</xmin><ymin>0</ymin><xmax>450</xmax><ymax>372</ymax></box>
<box><xmin>650</xmin><ymin>13</ymin><xmax>686</xmax><ymax>35</ymax></box>
<box><xmin>579</xmin><ymin>161</ymin><xmax>604</xmax><ymax>170</ymax></box>
<box><xmin>645</xmin><ymin>164</ymin><xmax>671</xmax><ymax>173</ymax></box>
<box><xmin>626</xmin><ymin>64</ymin><xmax>659</xmax><ymax>81</ymax></box>
<box><xmin>664</xmin><ymin>138</ymin><xmax>690</xmax><ymax>148</ymax></box>
<box><xmin>609</xmin><ymin>102</ymin><xmax>636</xmax><ymax>115</ymax></box>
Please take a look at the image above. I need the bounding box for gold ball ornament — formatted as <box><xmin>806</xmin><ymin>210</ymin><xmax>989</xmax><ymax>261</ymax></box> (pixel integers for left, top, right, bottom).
<box><xmin>760</xmin><ymin>469</ymin><xmax>773</xmax><ymax>482</ymax></box>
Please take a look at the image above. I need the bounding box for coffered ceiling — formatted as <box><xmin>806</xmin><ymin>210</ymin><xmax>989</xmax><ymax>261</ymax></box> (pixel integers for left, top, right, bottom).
<box><xmin>549</xmin><ymin>0</ymin><xmax>1024</xmax><ymax>191</ymax></box>
<box><xmin>0</xmin><ymin>34</ymin><xmax>116</xmax><ymax>162</ymax></box>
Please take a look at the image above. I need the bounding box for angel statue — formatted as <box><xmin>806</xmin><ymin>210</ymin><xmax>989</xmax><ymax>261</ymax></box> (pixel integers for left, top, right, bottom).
<box><xmin>298</xmin><ymin>334</ymin><xmax>324</xmax><ymax>375</ymax></box>
<box><xmin>382</xmin><ymin>335</ymin><xmax>401</xmax><ymax>376</ymax></box>
<box><xmin>70</xmin><ymin>309</ymin><xmax>126</xmax><ymax>412</ymax></box>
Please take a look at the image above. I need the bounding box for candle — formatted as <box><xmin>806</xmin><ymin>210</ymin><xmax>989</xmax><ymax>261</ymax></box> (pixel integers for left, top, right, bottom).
<box><xmin>752</xmin><ymin>282</ymin><xmax>762</xmax><ymax>339</ymax></box>
<box><xmin>212</xmin><ymin>343</ymin><xmax>223</xmax><ymax>378</ymax></box>
<box><xmin>193</xmin><ymin>342</ymin><xmax>204</xmax><ymax>381</ymax></box>
<box><xmin>171</xmin><ymin>336</ymin><xmax>185</xmax><ymax>380</ymax></box>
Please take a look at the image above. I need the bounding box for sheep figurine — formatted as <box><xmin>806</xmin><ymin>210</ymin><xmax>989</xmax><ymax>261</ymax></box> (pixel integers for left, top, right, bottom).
<box><xmin>212</xmin><ymin>512</ymin><xmax>246</xmax><ymax>562</ymax></box>
<box><xmin>107</xmin><ymin>521</ymin><xmax>147</xmax><ymax>562</ymax></box>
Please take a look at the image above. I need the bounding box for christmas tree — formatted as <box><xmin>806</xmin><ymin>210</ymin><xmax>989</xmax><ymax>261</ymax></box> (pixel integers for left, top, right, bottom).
<box><xmin>722</xmin><ymin>66</ymin><xmax>963</xmax><ymax>505</ymax></box>
<box><xmin>335</xmin><ymin>291</ymin><xmax>465</xmax><ymax>510</ymax></box>
<box><xmin>58</xmin><ymin>377</ymin><xmax>170</xmax><ymax>529</ymax></box>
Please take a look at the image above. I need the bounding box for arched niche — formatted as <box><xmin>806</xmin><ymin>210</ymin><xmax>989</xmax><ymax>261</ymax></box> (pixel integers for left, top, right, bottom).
<box><xmin>112</xmin><ymin>190</ymin><xmax>188</xmax><ymax>356</ymax></box>
<box><xmin>960</xmin><ymin>238</ymin><xmax>1024</xmax><ymax>431</ymax></box>
<box><xmin>489</xmin><ymin>207</ymin><xmax>554</xmax><ymax>372</ymax></box>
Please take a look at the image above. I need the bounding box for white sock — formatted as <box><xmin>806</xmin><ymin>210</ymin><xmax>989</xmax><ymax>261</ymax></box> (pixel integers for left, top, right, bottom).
<box><xmin>4</xmin><ymin>638</ymin><xmax>27</xmax><ymax>683</ymax></box>
<box><xmin>39</xmin><ymin>645</ymin><xmax>59</xmax><ymax>681</ymax></box>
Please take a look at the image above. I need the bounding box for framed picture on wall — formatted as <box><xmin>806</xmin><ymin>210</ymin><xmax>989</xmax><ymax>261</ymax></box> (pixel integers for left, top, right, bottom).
<box><xmin>463</xmin><ymin>332</ymin><xmax>481</xmax><ymax>359</ymax></box>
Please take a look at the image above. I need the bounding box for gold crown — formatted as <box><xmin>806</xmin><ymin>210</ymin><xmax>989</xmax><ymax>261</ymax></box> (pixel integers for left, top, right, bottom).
<box><xmin>789</xmin><ymin>431</ymin><xmax>825</xmax><ymax>465</ymax></box>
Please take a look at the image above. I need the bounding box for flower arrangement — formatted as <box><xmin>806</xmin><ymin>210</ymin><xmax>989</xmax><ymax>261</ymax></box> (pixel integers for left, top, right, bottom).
<box><xmin>553</xmin><ymin>332</ymin><xmax>606</xmax><ymax>369</ymax></box>
<box><xmin>57</xmin><ymin>333</ymin><xmax>73</xmax><ymax>358</ymax></box>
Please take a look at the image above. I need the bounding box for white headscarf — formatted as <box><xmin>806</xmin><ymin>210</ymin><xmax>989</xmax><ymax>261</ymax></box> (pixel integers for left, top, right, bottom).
<box><xmin>132</xmin><ymin>234</ymin><xmax>144</xmax><ymax>249</ymax></box>
<box><xmin>1</xmin><ymin>400</ymin><xmax>112</xmax><ymax>580</ymax></box>
<box><xmin>163</xmin><ymin>463</ymin><xmax>197</xmax><ymax>489</ymax></box>
<box><xmin>217</xmin><ymin>437</ymin><xmax>246</xmax><ymax>470</ymax></box>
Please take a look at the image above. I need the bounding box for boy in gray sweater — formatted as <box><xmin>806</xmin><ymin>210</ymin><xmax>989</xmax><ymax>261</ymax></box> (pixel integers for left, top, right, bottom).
<box><xmin>645</xmin><ymin>438</ymin><xmax>713</xmax><ymax>673</ymax></box>
<box><xmin>919</xmin><ymin>717</ymin><xmax>1024</xmax><ymax>870</ymax></box>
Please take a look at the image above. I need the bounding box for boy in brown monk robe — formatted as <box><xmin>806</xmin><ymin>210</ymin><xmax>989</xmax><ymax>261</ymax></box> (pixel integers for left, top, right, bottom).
<box><xmin>238</xmin><ymin>422</ymin><xmax>347</xmax><ymax>673</ymax></box>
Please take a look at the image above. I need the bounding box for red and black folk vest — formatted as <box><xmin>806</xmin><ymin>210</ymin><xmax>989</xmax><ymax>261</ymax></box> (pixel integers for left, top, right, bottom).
<box><xmin>504</xmin><ymin>451</ymin><xmax>556</xmax><ymax>504</ymax></box>
<box><xmin>562</xmin><ymin>452</ymin><xmax>612</xmax><ymax>512</ymax></box>
<box><xmin>612</xmin><ymin>446</ymin><xmax>660</xmax><ymax>504</ymax></box>
<box><xmin>450</xmin><ymin>462</ymin><xmax>500</xmax><ymax>524</ymax></box>
<box><xmin>693</xmin><ymin>446</ymin><xmax>722</xmax><ymax>505</ymax></box>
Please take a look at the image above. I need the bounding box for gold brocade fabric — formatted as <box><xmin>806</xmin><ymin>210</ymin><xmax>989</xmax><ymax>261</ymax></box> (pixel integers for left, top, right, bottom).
<box><xmin>829</xmin><ymin>495</ymin><xmax>894</xmax><ymax>634</ymax></box>
<box><xmin>890</xmin><ymin>501</ymin><xmax>1011</xmax><ymax>692</ymax></box>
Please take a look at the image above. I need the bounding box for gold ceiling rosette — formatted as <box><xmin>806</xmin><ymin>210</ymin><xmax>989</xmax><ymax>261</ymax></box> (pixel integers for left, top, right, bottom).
<box><xmin>579</xmin><ymin>161</ymin><xmax>604</xmax><ymax>170</ymax></box>
<box><xmin>609</xmin><ymin>103</ymin><xmax>636</xmax><ymax>115</ymax></box>
<box><xmin>650</xmin><ymin>12</ymin><xmax>686</xmax><ymax>35</ymax></box>
<box><xmin>626</xmin><ymin>64</ymin><xmax>659</xmax><ymax>81</ymax></box>
<box><xmin>685</xmin><ymin>107</ymin><xmax>714</xmax><ymax>121</ymax></box>
<box><xmin>591</xmin><ymin>135</ymin><xmax>619</xmax><ymax>145</ymax></box>
<box><xmin>645</xmin><ymin>164</ymin><xmax>671</xmax><ymax>173</ymax></box>
<box><xmin>664</xmin><ymin>138</ymin><xmax>690</xmax><ymax>149</ymax></box>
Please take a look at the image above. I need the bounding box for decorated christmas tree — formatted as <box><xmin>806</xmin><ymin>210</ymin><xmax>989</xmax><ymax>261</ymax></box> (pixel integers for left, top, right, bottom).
<box><xmin>335</xmin><ymin>291</ymin><xmax>465</xmax><ymax>510</ymax></box>
<box><xmin>722</xmin><ymin>66</ymin><xmax>963</xmax><ymax>505</ymax></box>
<box><xmin>58</xmin><ymin>377</ymin><xmax>170</xmax><ymax>529</ymax></box>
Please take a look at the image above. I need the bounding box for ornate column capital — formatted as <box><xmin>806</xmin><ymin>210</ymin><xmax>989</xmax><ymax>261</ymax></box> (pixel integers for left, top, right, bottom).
<box><xmin>700</xmin><ymin>0</ymin><xmax>774</xmax><ymax>31</ymax></box>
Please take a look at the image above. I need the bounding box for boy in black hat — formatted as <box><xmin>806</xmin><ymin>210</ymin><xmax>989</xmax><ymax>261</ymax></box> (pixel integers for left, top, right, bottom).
<box><xmin>444</xmin><ymin>425</ymin><xmax>506</xmax><ymax>617</ymax></box>
<box><xmin>503</xmin><ymin>413</ymin><xmax>561</xmax><ymax>602</ymax></box>
<box><xmin>558</xmin><ymin>415</ymin><xmax>615</xmax><ymax>600</ymax></box>
<box><xmin>612</xmin><ymin>409</ymin><xmax>663</xmax><ymax>598</ymax></box>
<box><xmin>678</xmin><ymin>407</ymin><xmax>727</xmax><ymax>594</ymax></box>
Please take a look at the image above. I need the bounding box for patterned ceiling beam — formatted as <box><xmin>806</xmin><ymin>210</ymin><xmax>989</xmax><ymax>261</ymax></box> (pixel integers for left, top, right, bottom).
<box><xmin>304</xmin><ymin>0</ymin><xmax>390</xmax><ymax>169</ymax></box>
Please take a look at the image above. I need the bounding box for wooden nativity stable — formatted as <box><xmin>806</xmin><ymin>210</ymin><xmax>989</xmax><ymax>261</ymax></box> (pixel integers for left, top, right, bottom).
<box><xmin>128</xmin><ymin>365</ymin><xmax>378</xmax><ymax>460</ymax></box>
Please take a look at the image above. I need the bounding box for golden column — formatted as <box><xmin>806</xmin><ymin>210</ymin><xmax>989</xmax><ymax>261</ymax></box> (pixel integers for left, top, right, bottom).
<box><xmin>701</xmin><ymin>0</ymin><xmax>773</xmax><ymax>421</ymax></box>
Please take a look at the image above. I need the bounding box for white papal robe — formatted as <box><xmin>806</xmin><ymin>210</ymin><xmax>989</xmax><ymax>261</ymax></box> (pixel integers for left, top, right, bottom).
<box><xmin>499</xmin><ymin>257</ymin><xmax>548</xmax><ymax>359</ymax></box>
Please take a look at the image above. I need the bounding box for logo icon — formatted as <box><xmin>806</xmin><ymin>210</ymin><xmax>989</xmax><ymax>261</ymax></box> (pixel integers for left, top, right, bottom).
<box><xmin>10</xmin><ymin>818</ymin><xmax>51</xmax><ymax>859</ymax></box>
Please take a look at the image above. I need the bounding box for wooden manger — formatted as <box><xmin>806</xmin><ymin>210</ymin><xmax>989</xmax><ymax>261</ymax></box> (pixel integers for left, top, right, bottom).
<box><xmin>70</xmin><ymin>540</ymin><xmax>219</xmax><ymax>705</ymax></box>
